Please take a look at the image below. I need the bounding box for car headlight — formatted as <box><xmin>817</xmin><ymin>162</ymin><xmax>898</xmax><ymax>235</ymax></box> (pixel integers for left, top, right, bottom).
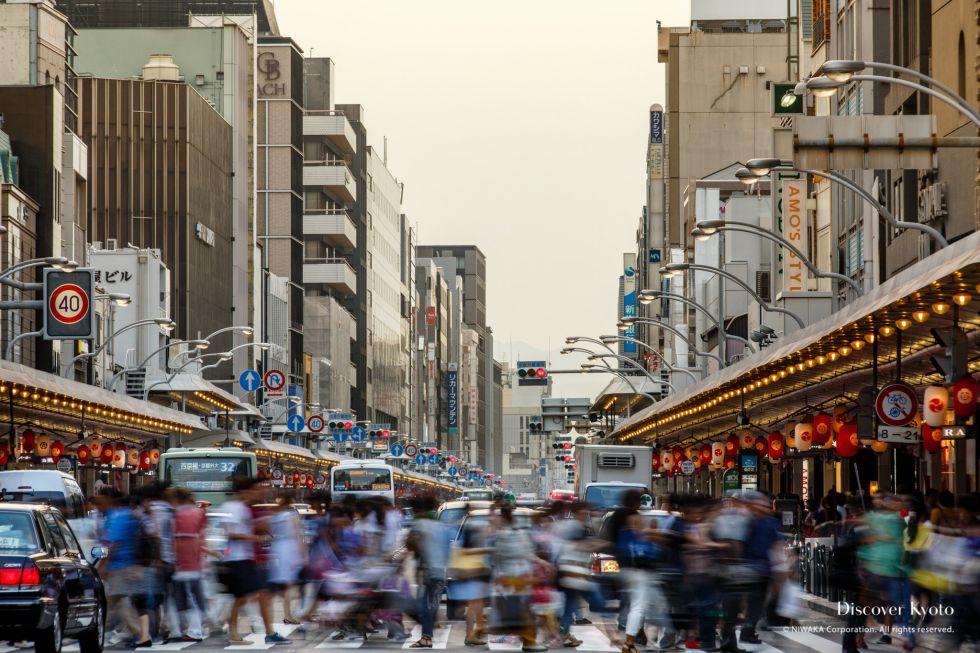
<box><xmin>591</xmin><ymin>558</ymin><xmax>620</xmax><ymax>573</ymax></box>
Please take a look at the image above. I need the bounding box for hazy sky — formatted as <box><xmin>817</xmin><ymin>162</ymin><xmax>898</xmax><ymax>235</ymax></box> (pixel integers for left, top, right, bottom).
<box><xmin>277</xmin><ymin>0</ymin><xmax>690</xmax><ymax>398</ymax></box>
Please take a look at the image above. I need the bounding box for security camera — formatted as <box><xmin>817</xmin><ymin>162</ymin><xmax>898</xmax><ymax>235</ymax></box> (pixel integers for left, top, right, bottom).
<box><xmin>759</xmin><ymin>325</ymin><xmax>776</xmax><ymax>336</ymax></box>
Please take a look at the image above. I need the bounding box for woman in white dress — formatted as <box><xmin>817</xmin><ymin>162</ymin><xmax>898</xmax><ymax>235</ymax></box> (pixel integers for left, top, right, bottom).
<box><xmin>267</xmin><ymin>492</ymin><xmax>306</xmax><ymax>624</ymax></box>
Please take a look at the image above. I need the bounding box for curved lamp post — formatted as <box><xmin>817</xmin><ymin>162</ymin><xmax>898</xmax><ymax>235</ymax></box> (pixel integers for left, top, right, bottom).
<box><xmin>661</xmin><ymin>262</ymin><xmax>807</xmax><ymax>328</ymax></box>
<box><xmin>739</xmin><ymin>160</ymin><xmax>949</xmax><ymax>247</ymax></box>
<box><xmin>594</xmin><ymin>337</ymin><xmax>702</xmax><ymax>382</ymax></box>
<box><xmin>619</xmin><ymin>316</ymin><xmax>726</xmax><ymax>366</ymax></box>
<box><xmin>564</xmin><ymin>336</ymin><xmax>617</xmax><ymax>355</ymax></box>
<box><xmin>61</xmin><ymin>317</ymin><xmax>175</xmax><ymax>377</ymax></box>
<box><xmin>692</xmin><ymin>219</ymin><xmax>863</xmax><ymax>295</ymax></box>
<box><xmin>142</xmin><ymin>351</ymin><xmax>234</xmax><ymax>401</ymax></box>
<box><xmin>637</xmin><ymin>290</ymin><xmax>759</xmax><ymax>351</ymax></box>
<box><xmin>106</xmin><ymin>338</ymin><xmax>210</xmax><ymax>391</ymax></box>
<box><xmin>580</xmin><ymin>363</ymin><xmax>659</xmax><ymax>418</ymax></box>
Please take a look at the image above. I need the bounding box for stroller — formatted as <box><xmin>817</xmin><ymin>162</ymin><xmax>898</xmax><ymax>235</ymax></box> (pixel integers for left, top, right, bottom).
<box><xmin>307</xmin><ymin>562</ymin><xmax>405</xmax><ymax>641</ymax></box>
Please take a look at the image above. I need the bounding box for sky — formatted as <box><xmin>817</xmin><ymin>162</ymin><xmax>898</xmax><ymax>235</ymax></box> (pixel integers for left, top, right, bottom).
<box><xmin>277</xmin><ymin>0</ymin><xmax>691</xmax><ymax>398</ymax></box>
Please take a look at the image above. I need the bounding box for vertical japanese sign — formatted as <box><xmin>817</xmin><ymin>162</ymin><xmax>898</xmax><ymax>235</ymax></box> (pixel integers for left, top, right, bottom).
<box><xmin>779</xmin><ymin>178</ymin><xmax>807</xmax><ymax>294</ymax></box>
<box><xmin>622</xmin><ymin>253</ymin><xmax>637</xmax><ymax>354</ymax></box>
<box><xmin>447</xmin><ymin>364</ymin><xmax>458</xmax><ymax>428</ymax></box>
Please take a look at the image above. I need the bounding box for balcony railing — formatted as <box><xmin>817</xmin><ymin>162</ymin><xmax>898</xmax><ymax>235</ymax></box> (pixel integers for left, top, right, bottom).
<box><xmin>303</xmin><ymin>160</ymin><xmax>356</xmax><ymax>203</ymax></box>
<box><xmin>303</xmin><ymin>110</ymin><xmax>356</xmax><ymax>155</ymax></box>
<box><xmin>303</xmin><ymin>208</ymin><xmax>356</xmax><ymax>249</ymax></box>
<box><xmin>303</xmin><ymin>257</ymin><xmax>357</xmax><ymax>296</ymax></box>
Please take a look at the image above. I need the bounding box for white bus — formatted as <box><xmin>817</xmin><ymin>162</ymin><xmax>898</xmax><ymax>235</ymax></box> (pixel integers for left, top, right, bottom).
<box><xmin>159</xmin><ymin>447</ymin><xmax>257</xmax><ymax>506</ymax></box>
<box><xmin>330</xmin><ymin>459</ymin><xmax>396</xmax><ymax>504</ymax></box>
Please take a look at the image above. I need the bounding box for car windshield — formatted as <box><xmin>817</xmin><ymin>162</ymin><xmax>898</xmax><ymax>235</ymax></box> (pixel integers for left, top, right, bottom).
<box><xmin>439</xmin><ymin>507</ymin><xmax>466</xmax><ymax>525</ymax></box>
<box><xmin>0</xmin><ymin>513</ymin><xmax>39</xmax><ymax>553</ymax></box>
<box><xmin>333</xmin><ymin>468</ymin><xmax>392</xmax><ymax>492</ymax></box>
<box><xmin>584</xmin><ymin>485</ymin><xmax>649</xmax><ymax>511</ymax></box>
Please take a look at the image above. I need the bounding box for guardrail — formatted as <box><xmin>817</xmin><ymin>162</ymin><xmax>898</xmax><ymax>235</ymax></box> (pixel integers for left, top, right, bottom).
<box><xmin>797</xmin><ymin>539</ymin><xmax>843</xmax><ymax>602</ymax></box>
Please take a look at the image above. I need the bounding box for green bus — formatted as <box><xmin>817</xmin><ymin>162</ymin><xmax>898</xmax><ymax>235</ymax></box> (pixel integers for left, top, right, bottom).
<box><xmin>159</xmin><ymin>447</ymin><xmax>257</xmax><ymax>507</ymax></box>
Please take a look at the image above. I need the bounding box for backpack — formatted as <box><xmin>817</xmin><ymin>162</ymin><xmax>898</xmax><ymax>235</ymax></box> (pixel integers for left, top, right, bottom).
<box><xmin>136</xmin><ymin>514</ymin><xmax>161</xmax><ymax>567</ymax></box>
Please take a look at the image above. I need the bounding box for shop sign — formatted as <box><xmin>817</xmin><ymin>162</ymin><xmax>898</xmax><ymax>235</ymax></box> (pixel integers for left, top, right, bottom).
<box><xmin>876</xmin><ymin>425</ymin><xmax>922</xmax><ymax>444</ymax></box>
<box><xmin>801</xmin><ymin>460</ymin><xmax>810</xmax><ymax>503</ymax></box>
<box><xmin>722</xmin><ymin>468</ymin><xmax>740</xmax><ymax>494</ymax></box>
<box><xmin>778</xmin><ymin>178</ymin><xmax>807</xmax><ymax>294</ymax></box>
<box><xmin>679</xmin><ymin>460</ymin><xmax>695</xmax><ymax>475</ymax></box>
<box><xmin>941</xmin><ymin>425</ymin><xmax>969</xmax><ymax>440</ymax></box>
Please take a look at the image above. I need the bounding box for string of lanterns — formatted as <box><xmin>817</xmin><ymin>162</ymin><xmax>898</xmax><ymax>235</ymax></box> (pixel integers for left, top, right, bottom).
<box><xmin>652</xmin><ymin>372</ymin><xmax>978</xmax><ymax>474</ymax></box>
<box><xmin>0</xmin><ymin>428</ymin><xmax>162</xmax><ymax>473</ymax></box>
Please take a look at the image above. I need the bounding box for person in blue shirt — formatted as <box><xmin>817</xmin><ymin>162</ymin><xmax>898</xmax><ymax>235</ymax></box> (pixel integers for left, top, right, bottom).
<box><xmin>99</xmin><ymin>489</ymin><xmax>152</xmax><ymax>647</ymax></box>
<box><xmin>733</xmin><ymin>491</ymin><xmax>782</xmax><ymax>648</ymax></box>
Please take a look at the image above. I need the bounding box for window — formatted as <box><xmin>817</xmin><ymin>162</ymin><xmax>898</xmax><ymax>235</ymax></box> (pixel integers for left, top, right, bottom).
<box><xmin>41</xmin><ymin>513</ymin><xmax>68</xmax><ymax>556</ymax></box>
<box><xmin>958</xmin><ymin>32</ymin><xmax>966</xmax><ymax>99</ymax></box>
<box><xmin>0</xmin><ymin>513</ymin><xmax>39</xmax><ymax>553</ymax></box>
<box><xmin>54</xmin><ymin>514</ymin><xmax>81</xmax><ymax>554</ymax></box>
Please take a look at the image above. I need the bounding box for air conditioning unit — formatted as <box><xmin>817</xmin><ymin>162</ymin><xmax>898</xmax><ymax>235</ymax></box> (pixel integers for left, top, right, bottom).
<box><xmin>105</xmin><ymin>238</ymin><xmax>118</xmax><ymax>251</ymax></box>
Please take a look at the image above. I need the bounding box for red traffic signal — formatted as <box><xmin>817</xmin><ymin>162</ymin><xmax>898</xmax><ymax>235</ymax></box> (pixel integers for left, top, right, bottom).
<box><xmin>448</xmin><ymin>456</ymin><xmax>456</xmax><ymax>462</ymax></box>
<box><xmin>382</xmin><ymin>430</ymin><xmax>390</xmax><ymax>438</ymax></box>
<box><xmin>536</xmin><ymin>368</ymin><xmax>547</xmax><ymax>378</ymax></box>
<box><xmin>563</xmin><ymin>442</ymin><xmax>571</xmax><ymax>449</ymax></box>
<box><xmin>344</xmin><ymin>421</ymin><xmax>353</xmax><ymax>429</ymax></box>
<box><xmin>564</xmin><ymin>455</ymin><xmax>571</xmax><ymax>462</ymax></box>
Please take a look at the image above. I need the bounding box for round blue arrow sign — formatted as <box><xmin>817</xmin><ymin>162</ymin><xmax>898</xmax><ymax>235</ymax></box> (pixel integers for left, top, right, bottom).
<box><xmin>415</xmin><ymin>453</ymin><xmax>427</xmax><ymax>465</ymax></box>
<box><xmin>333</xmin><ymin>431</ymin><xmax>348</xmax><ymax>443</ymax></box>
<box><xmin>239</xmin><ymin>369</ymin><xmax>261</xmax><ymax>392</ymax></box>
<box><xmin>350</xmin><ymin>427</ymin><xmax>365</xmax><ymax>442</ymax></box>
<box><xmin>428</xmin><ymin>453</ymin><xmax>439</xmax><ymax>465</ymax></box>
<box><xmin>447</xmin><ymin>466</ymin><xmax>458</xmax><ymax>476</ymax></box>
<box><xmin>287</xmin><ymin>414</ymin><xmax>305</xmax><ymax>432</ymax></box>
<box><xmin>390</xmin><ymin>444</ymin><xmax>404</xmax><ymax>457</ymax></box>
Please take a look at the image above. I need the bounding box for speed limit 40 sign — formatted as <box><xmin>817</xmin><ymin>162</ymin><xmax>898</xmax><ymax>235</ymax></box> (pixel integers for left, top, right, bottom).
<box><xmin>43</xmin><ymin>269</ymin><xmax>95</xmax><ymax>340</ymax></box>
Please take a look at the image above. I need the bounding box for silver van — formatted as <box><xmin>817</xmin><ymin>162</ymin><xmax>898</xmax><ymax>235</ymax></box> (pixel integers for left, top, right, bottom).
<box><xmin>0</xmin><ymin>470</ymin><xmax>86</xmax><ymax>518</ymax></box>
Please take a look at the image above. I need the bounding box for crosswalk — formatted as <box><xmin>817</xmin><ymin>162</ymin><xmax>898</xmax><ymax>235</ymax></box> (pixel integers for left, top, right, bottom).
<box><xmin>87</xmin><ymin>622</ymin><xmax>853</xmax><ymax>653</ymax></box>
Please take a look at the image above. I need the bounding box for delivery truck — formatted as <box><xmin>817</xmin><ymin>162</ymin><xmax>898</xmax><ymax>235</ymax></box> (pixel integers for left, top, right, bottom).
<box><xmin>573</xmin><ymin>444</ymin><xmax>652</xmax><ymax>511</ymax></box>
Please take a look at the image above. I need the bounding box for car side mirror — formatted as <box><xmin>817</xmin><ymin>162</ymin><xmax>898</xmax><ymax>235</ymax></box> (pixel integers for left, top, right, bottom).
<box><xmin>90</xmin><ymin>545</ymin><xmax>106</xmax><ymax>561</ymax></box>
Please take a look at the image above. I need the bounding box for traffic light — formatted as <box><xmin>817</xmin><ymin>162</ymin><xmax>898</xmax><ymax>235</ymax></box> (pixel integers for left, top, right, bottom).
<box><xmin>382</xmin><ymin>430</ymin><xmax>390</xmax><ymax>438</ymax></box>
<box><xmin>517</xmin><ymin>361</ymin><xmax>548</xmax><ymax>387</ymax></box>
<box><xmin>344</xmin><ymin>421</ymin><xmax>353</xmax><ymax>430</ymax></box>
<box><xmin>529</xmin><ymin>417</ymin><xmax>543</xmax><ymax>434</ymax></box>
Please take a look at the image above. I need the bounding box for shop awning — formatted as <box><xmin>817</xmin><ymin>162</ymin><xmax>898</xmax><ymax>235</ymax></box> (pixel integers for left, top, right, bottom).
<box><xmin>251</xmin><ymin>438</ymin><xmax>318</xmax><ymax>461</ymax></box>
<box><xmin>590</xmin><ymin>376</ymin><xmax>660</xmax><ymax>414</ymax></box>
<box><xmin>0</xmin><ymin>359</ymin><xmax>202</xmax><ymax>434</ymax></box>
<box><xmin>147</xmin><ymin>373</ymin><xmax>247</xmax><ymax>413</ymax></box>
<box><xmin>181</xmin><ymin>429</ymin><xmax>256</xmax><ymax>448</ymax></box>
<box><xmin>614</xmin><ymin>230</ymin><xmax>980</xmax><ymax>444</ymax></box>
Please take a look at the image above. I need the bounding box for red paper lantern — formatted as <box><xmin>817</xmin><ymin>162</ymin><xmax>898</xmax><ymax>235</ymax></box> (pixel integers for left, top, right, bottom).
<box><xmin>292</xmin><ymin>470</ymin><xmax>301</xmax><ymax>482</ymax></box>
<box><xmin>140</xmin><ymin>451</ymin><xmax>151</xmax><ymax>471</ymax></box>
<box><xmin>922</xmin><ymin>424</ymin><xmax>943</xmax><ymax>453</ymax></box>
<box><xmin>651</xmin><ymin>451</ymin><xmax>661</xmax><ymax>470</ymax></box>
<box><xmin>149</xmin><ymin>448</ymin><xmax>161</xmax><ymax>465</ymax></box>
<box><xmin>836</xmin><ymin>422</ymin><xmax>859</xmax><ymax>458</ymax></box>
<box><xmin>767</xmin><ymin>431</ymin><xmax>784</xmax><ymax>460</ymax></box>
<box><xmin>77</xmin><ymin>445</ymin><xmax>90</xmax><ymax>465</ymax></box>
<box><xmin>952</xmin><ymin>376</ymin><xmax>979</xmax><ymax>418</ymax></box>
<box><xmin>753</xmin><ymin>436</ymin><xmax>767</xmax><ymax>455</ymax></box>
<box><xmin>112</xmin><ymin>445</ymin><xmax>126</xmax><ymax>469</ymax></box>
<box><xmin>50</xmin><ymin>441</ymin><xmax>64</xmax><ymax>462</ymax></box>
<box><xmin>20</xmin><ymin>429</ymin><xmax>35</xmax><ymax>453</ymax></box>
<box><xmin>812</xmin><ymin>414</ymin><xmax>833</xmax><ymax>446</ymax></box>
<box><xmin>672</xmin><ymin>446</ymin><xmax>684</xmax><ymax>462</ymax></box>
<box><xmin>923</xmin><ymin>386</ymin><xmax>949</xmax><ymax>427</ymax></box>
<box><xmin>724</xmin><ymin>458</ymin><xmax>735</xmax><ymax>469</ymax></box>
<box><xmin>100</xmin><ymin>443</ymin><xmax>114</xmax><ymax>464</ymax></box>
<box><xmin>306</xmin><ymin>476</ymin><xmax>315</xmax><ymax>489</ymax></box>
<box><xmin>0</xmin><ymin>446</ymin><xmax>8</xmax><ymax>466</ymax></box>
<box><xmin>699</xmin><ymin>444</ymin><xmax>711</xmax><ymax>464</ymax></box>
<box><xmin>725</xmin><ymin>434</ymin><xmax>738</xmax><ymax>457</ymax></box>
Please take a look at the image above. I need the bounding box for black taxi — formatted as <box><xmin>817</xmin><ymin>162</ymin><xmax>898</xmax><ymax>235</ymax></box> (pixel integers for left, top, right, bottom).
<box><xmin>0</xmin><ymin>503</ymin><xmax>105</xmax><ymax>653</ymax></box>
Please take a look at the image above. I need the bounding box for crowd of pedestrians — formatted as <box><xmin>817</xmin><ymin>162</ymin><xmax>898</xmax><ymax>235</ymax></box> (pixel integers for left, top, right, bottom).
<box><xmin>84</xmin><ymin>478</ymin><xmax>980</xmax><ymax>653</ymax></box>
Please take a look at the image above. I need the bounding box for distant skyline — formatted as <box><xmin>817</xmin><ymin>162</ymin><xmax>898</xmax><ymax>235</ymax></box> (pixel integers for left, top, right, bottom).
<box><xmin>277</xmin><ymin>0</ymin><xmax>691</xmax><ymax>398</ymax></box>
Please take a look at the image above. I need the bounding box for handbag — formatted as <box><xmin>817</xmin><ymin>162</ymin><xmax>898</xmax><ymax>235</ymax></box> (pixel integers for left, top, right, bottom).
<box><xmin>448</xmin><ymin>547</ymin><xmax>490</xmax><ymax>580</ymax></box>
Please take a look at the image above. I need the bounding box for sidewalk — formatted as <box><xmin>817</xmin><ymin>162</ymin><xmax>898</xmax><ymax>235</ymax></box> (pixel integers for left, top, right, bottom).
<box><xmin>801</xmin><ymin>592</ymin><xmax>951</xmax><ymax>653</ymax></box>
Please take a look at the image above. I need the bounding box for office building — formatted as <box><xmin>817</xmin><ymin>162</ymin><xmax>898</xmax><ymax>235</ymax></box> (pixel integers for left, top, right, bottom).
<box><xmin>57</xmin><ymin>0</ymin><xmax>280</xmax><ymax>36</ymax></box>
<box><xmin>75</xmin><ymin>72</ymin><xmax>233</xmax><ymax>382</ymax></box>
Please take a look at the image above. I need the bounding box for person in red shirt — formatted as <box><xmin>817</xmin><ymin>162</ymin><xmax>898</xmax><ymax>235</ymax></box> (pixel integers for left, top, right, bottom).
<box><xmin>172</xmin><ymin>488</ymin><xmax>213</xmax><ymax>641</ymax></box>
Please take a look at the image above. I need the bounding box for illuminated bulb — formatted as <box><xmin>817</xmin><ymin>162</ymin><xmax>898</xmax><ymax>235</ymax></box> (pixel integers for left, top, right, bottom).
<box><xmin>769</xmin><ymin>374</ymin><xmax>779</xmax><ymax>382</ymax></box>
<box><xmin>851</xmin><ymin>340</ymin><xmax>866</xmax><ymax>351</ymax></box>
<box><xmin>30</xmin><ymin>393</ymin><xmax>38</xmax><ymax>401</ymax></box>
<box><xmin>864</xmin><ymin>334</ymin><xmax>876</xmax><ymax>344</ymax></box>
<box><xmin>816</xmin><ymin>355</ymin><xmax>826</xmax><ymax>365</ymax></box>
<box><xmin>895</xmin><ymin>318</ymin><xmax>912</xmax><ymax>331</ymax></box>
<box><xmin>778</xmin><ymin>370</ymin><xmax>787</xmax><ymax>378</ymax></box>
<box><xmin>879</xmin><ymin>325</ymin><xmax>895</xmax><ymax>337</ymax></box>
<box><xmin>953</xmin><ymin>293</ymin><xmax>972</xmax><ymax>306</ymax></box>
<box><xmin>912</xmin><ymin>310</ymin><xmax>929</xmax><ymax>323</ymax></box>
<box><xmin>932</xmin><ymin>302</ymin><xmax>951</xmax><ymax>315</ymax></box>
<box><xmin>839</xmin><ymin>345</ymin><xmax>852</xmax><ymax>357</ymax></box>
<box><xmin>796</xmin><ymin>363</ymin><xmax>805</xmax><ymax>372</ymax></box>
<box><xmin>828</xmin><ymin>351</ymin><xmax>839</xmax><ymax>362</ymax></box>
<box><xmin>787</xmin><ymin>365</ymin><xmax>796</xmax><ymax>375</ymax></box>
<box><xmin>804</xmin><ymin>359</ymin><xmax>814</xmax><ymax>368</ymax></box>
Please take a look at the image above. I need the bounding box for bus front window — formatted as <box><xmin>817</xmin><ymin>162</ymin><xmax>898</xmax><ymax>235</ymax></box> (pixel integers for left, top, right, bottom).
<box><xmin>165</xmin><ymin>458</ymin><xmax>249</xmax><ymax>492</ymax></box>
<box><xmin>333</xmin><ymin>468</ymin><xmax>392</xmax><ymax>492</ymax></box>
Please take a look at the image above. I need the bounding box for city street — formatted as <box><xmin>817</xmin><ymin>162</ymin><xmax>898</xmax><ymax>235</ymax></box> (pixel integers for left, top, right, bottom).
<box><xmin>49</xmin><ymin>607</ymin><xmax>893</xmax><ymax>653</ymax></box>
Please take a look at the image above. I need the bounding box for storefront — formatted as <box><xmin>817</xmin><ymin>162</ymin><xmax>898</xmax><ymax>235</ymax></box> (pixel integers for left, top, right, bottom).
<box><xmin>615</xmin><ymin>231</ymin><xmax>980</xmax><ymax>502</ymax></box>
<box><xmin>0</xmin><ymin>359</ymin><xmax>202</xmax><ymax>497</ymax></box>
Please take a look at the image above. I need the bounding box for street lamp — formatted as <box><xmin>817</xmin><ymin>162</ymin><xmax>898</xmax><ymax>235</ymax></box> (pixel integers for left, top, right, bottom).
<box><xmin>637</xmin><ymin>290</ymin><xmax>759</xmax><ymax>351</ymax></box>
<box><xmin>594</xmin><ymin>337</ymin><xmax>702</xmax><ymax>382</ymax></box>
<box><xmin>95</xmin><ymin>293</ymin><xmax>132</xmax><ymax>306</ymax></box>
<box><xmin>740</xmin><ymin>159</ymin><xmax>949</xmax><ymax>247</ymax></box>
<box><xmin>661</xmin><ymin>262</ymin><xmax>807</xmax><ymax>328</ymax></box>
<box><xmin>142</xmin><ymin>350</ymin><xmax>236</xmax><ymax>401</ymax></box>
<box><xmin>579</xmin><ymin>363</ymin><xmax>659</xmax><ymax>417</ymax></box>
<box><xmin>202</xmin><ymin>325</ymin><xmax>254</xmax><ymax>342</ymax></box>
<box><xmin>586</xmin><ymin>352</ymin><xmax>682</xmax><ymax>390</ymax></box>
<box><xmin>618</xmin><ymin>316</ymin><xmax>725</xmax><ymax>366</ymax></box>
<box><xmin>106</xmin><ymin>338</ymin><xmax>210</xmax><ymax>391</ymax></box>
<box><xmin>564</xmin><ymin>336</ymin><xmax>617</xmax><ymax>354</ymax></box>
<box><xmin>692</xmin><ymin>219</ymin><xmax>863</xmax><ymax>294</ymax></box>
<box><xmin>61</xmin><ymin>317</ymin><xmax>175</xmax><ymax>377</ymax></box>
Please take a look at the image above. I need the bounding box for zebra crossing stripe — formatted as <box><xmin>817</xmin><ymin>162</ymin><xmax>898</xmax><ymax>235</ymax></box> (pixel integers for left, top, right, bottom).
<box><xmin>569</xmin><ymin>625</ymin><xmax>617</xmax><ymax>652</ymax></box>
<box><xmin>768</xmin><ymin>628</ymin><xmax>841</xmax><ymax>653</ymax></box>
<box><xmin>224</xmin><ymin>623</ymin><xmax>299</xmax><ymax>650</ymax></box>
<box><xmin>402</xmin><ymin>625</ymin><xmax>451</xmax><ymax>649</ymax></box>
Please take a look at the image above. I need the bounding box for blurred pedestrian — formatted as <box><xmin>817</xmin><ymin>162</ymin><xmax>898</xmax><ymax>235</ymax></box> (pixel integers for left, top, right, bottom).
<box><xmin>407</xmin><ymin>494</ymin><xmax>451</xmax><ymax>649</ymax></box>
<box><xmin>267</xmin><ymin>491</ymin><xmax>306</xmax><ymax>625</ymax></box>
